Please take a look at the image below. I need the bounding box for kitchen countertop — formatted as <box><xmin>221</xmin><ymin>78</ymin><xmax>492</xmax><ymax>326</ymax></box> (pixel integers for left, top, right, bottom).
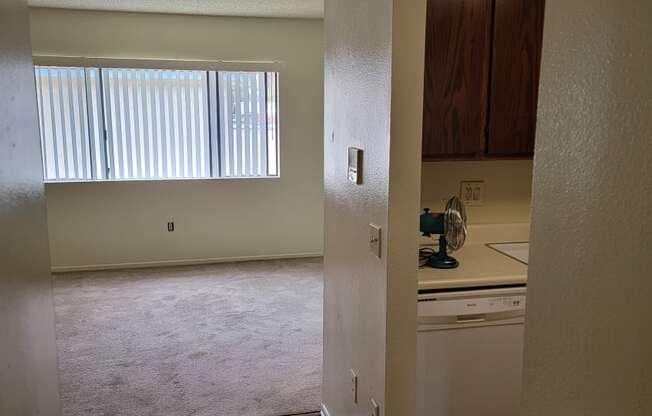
<box><xmin>417</xmin><ymin>223</ymin><xmax>530</xmax><ymax>292</ymax></box>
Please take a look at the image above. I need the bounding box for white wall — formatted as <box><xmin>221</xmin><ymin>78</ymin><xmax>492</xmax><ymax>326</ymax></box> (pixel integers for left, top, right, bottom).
<box><xmin>523</xmin><ymin>0</ymin><xmax>652</xmax><ymax>414</ymax></box>
<box><xmin>421</xmin><ymin>160</ymin><xmax>533</xmax><ymax>224</ymax></box>
<box><xmin>0</xmin><ymin>1</ymin><xmax>61</xmax><ymax>413</ymax></box>
<box><xmin>29</xmin><ymin>8</ymin><xmax>324</xmax><ymax>271</ymax></box>
<box><xmin>322</xmin><ymin>0</ymin><xmax>424</xmax><ymax>414</ymax></box>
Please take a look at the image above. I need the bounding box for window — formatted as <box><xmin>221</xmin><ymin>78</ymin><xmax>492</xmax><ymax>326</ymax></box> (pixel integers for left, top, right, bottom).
<box><xmin>34</xmin><ymin>65</ymin><xmax>279</xmax><ymax>181</ymax></box>
<box><xmin>101</xmin><ymin>68</ymin><xmax>210</xmax><ymax>180</ymax></box>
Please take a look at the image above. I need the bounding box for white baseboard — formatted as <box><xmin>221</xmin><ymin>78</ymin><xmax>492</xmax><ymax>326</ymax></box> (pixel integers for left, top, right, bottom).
<box><xmin>51</xmin><ymin>252</ymin><xmax>323</xmax><ymax>273</ymax></box>
<box><xmin>321</xmin><ymin>403</ymin><xmax>331</xmax><ymax>416</ymax></box>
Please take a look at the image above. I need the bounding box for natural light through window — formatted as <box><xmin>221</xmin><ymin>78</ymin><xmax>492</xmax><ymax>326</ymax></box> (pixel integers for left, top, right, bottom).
<box><xmin>34</xmin><ymin>65</ymin><xmax>280</xmax><ymax>181</ymax></box>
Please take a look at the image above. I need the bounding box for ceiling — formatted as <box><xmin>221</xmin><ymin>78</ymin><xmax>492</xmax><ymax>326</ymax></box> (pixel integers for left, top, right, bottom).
<box><xmin>27</xmin><ymin>0</ymin><xmax>324</xmax><ymax>19</ymax></box>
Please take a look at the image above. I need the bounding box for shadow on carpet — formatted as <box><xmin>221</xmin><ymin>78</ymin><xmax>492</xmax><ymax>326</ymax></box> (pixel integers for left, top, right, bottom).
<box><xmin>53</xmin><ymin>258</ymin><xmax>323</xmax><ymax>416</ymax></box>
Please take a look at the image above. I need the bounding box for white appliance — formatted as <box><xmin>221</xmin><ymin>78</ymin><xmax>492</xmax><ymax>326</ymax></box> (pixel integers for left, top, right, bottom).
<box><xmin>417</xmin><ymin>285</ymin><xmax>527</xmax><ymax>416</ymax></box>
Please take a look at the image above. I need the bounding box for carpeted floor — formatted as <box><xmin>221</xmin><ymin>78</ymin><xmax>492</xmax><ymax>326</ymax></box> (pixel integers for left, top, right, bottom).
<box><xmin>53</xmin><ymin>258</ymin><xmax>323</xmax><ymax>416</ymax></box>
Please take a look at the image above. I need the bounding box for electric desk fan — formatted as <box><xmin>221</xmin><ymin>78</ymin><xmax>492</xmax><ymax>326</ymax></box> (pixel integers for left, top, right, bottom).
<box><xmin>420</xmin><ymin>196</ymin><xmax>468</xmax><ymax>269</ymax></box>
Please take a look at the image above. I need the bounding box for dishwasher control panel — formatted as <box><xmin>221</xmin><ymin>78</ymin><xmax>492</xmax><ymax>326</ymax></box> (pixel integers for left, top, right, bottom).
<box><xmin>418</xmin><ymin>293</ymin><xmax>526</xmax><ymax>318</ymax></box>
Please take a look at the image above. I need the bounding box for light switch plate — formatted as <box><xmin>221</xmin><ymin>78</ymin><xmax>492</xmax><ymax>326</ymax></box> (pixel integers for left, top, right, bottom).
<box><xmin>460</xmin><ymin>181</ymin><xmax>485</xmax><ymax>206</ymax></box>
<box><xmin>369</xmin><ymin>224</ymin><xmax>381</xmax><ymax>258</ymax></box>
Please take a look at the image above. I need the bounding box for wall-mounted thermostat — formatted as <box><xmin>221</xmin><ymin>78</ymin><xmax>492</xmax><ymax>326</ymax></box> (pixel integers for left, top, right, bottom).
<box><xmin>348</xmin><ymin>147</ymin><xmax>363</xmax><ymax>184</ymax></box>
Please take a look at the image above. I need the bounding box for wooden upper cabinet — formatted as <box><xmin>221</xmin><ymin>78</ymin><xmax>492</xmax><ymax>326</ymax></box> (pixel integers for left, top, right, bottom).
<box><xmin>487</xmin><ymin>0</ymin><xmax>545</xmax><ymax>156</ymax></box>
<box><xmin>422</xmin><ymin>0</ymin><xmax>545</xmax><ymax>160</ymax></box>
<box><xmin>422</xmin><ymin>0</ymin><xmax>492</xmax><ymax>159</ymax></box>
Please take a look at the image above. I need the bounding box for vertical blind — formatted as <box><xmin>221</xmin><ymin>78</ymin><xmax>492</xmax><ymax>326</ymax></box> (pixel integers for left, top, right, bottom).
<box><xmin>33</xmin><ymin>65</ymin><xmax>279</xmax><ymax>181</ymax></box>
<box><xmin>102</xmin><ymin>69</ymin><xmax>210</xmax><ymax>179</ymax></box>
<box><xmin>218</xmin><ymin>72</ymin><xmax>280</xmax><ymax>177</ymax></box>
<box><xmin>35</xmin><ymin>67</ymin><xmax>95</xmax><ymax>181</ymax></box>
<box><xmin>266</xmin><ymin>72</ymin><xmax>279</xmax><ymax>177</ymax></box>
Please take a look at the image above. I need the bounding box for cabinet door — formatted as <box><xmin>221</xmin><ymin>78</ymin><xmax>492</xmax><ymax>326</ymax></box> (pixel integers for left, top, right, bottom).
<box><xmin>422</xmin><ymin>0</ymin><xmax>492</xmax><ymax>159</ymax></box>
<box><xmin>487</xmin><ymin>0</ymin><xmax>545</xmax><ymax>156</ymax></box>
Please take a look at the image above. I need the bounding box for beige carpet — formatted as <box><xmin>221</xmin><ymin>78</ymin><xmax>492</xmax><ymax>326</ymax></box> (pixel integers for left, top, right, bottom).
<box><xmin>53</xmin><ymin>258</ymin><xmax>323</xmax><ymax>416</ymax></box>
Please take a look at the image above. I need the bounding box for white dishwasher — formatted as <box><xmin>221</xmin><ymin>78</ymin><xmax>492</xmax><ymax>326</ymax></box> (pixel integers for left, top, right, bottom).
<box><xmin>417</xmin><ymin>285</ymin><xmax>526</xmax><ymax>416</ymax></box>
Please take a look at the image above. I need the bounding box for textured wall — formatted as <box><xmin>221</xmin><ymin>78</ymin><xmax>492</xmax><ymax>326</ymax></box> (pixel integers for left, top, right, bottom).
<box><xmin>522</xmin><ymin>0</ymin><xmax>652</xmax><ymax>415</ymax></box>
<box><xmin>0</xmin><ymin>0</ymin><xmax>61</xmax><ymax>414</ymax></box>
<box><xmin>28</xmin><ymin>0</ymin><xmax>324</xmax><ymax>18</ymax></box>
<box><xmin>29</xmin><ymin>8</ymin><xmax>324</xmax><ymax>270</ymax></box>
<box><xmin>322</xmin><ymin>0</ymin><xmax>424</xmax><ymax>414</ymax></box>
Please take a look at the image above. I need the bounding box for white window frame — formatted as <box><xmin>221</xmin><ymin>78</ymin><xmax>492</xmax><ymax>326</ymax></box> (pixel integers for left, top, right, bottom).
<box><xmin>33</xmin><ymin>56</ymin><xmax>282</xmax><ymax>183</ymax></box>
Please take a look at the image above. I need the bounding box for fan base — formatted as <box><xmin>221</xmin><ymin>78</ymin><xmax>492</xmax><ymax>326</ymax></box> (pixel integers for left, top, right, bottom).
<box><xmin>426</xmin><ymin>254</ymin><xmax>459</xmax><ymax>269</ymax></box>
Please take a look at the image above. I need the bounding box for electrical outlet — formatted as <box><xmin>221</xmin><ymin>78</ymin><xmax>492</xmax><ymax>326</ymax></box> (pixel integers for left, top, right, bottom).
<box><xmin>167</xmin><ymin>222</ymin><xmax>175</xmax><ymax>232</ymax></box>
<box><xmin>369</xmin><ymin>224</ymin><xmax>381</xmax><ymax>258</ymax></box>
<box><xmin>370</xmin><ymin>398</ymin><xmax>380</xmax><ymax>416</ymax></box>
<box><xmin>460</xmin><ymin>181</ymin><xmax>485</xmax><ymax>206</ymax></box>
<box><xmin>350</xmin><ymin>369</ymin><xmax>358</xmax><ymax>404</ymax></box>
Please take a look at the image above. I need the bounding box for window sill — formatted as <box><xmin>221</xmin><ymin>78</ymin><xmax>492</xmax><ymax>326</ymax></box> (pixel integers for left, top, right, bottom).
<box><xmin>43</xmin><ymin>176</ymin><xmax>281</xmax><ymax>185</ymax></box>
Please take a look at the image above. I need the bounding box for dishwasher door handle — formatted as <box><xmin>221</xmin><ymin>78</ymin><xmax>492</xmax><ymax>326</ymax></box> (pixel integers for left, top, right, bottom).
<box><xmin>456</xmin><ymin>314</ymin><xmax>486</xmax><ymax>324</ymax></box>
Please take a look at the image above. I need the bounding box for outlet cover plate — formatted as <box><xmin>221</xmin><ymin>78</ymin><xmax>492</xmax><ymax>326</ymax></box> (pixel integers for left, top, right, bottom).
<box><xmin>369</xmin><ymin>224</ymin><xmax>381</xmax><ymax>258</ymax></box>
<box><xmin>350</xmin><ymin>369</ymin><xmax>358</xmax><ymax>404</ymax></box>
<box><xmin>460</xmin><ymin>181</ymin><xmax>485</xmax><ymax>206</ymax></box>
<box><xmin>370</xmin><ymin>398</ymin><xmax>380</xmax><ymax>416</ymax></box>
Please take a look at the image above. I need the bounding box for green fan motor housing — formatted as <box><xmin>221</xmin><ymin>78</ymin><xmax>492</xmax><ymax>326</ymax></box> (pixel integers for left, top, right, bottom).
<box><xmin>420</xmin><ymin>208</ymin><xmax>459</xmax><ymax>269</ymax></box>
<box><xmin>420</xmin><ymin>208</ymin><xmax>445</xmax><ymax>237</ymax></box>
